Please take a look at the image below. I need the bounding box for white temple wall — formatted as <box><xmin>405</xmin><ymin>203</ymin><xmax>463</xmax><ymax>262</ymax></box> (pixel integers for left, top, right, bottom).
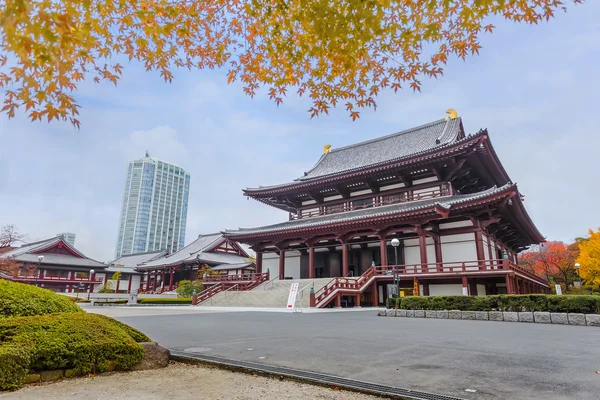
<box><xmin>440</xmin><ymin>233</ymin><xmax>478</xmax><ymax>267</ymax></box>
<box><xmin>429</xmin><ymin>284</ymin><xmax>463</xmax><ymax>296</ymax></box>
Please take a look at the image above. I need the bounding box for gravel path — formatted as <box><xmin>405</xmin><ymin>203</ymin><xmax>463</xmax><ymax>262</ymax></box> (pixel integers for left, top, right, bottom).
<box><xmin>0</xmin><ymin>362</ymin><xmax>381</xmax><ymax>400</ymax></box>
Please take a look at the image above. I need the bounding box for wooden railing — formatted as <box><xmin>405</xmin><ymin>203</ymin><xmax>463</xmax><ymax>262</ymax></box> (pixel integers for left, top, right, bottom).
<box><xmin>196</xmin><ymin>272</ymin><xmax>270</xmax><ymax>304</ymax></box>
<box><xmin>314</xmin><ymin>259</ymin><xmax>549</xmax><ymax>307</ymax></box>
<box><xmin>290</xmin><ymin>187</ymin><xmax>453</xmax><ymax>220</ymax></box>
<box><xmin>14</xmin><ymin>275</ymin><xmax>103</xmax><ymax>283</ymax></box>
<box><xmin>197</xmin><ymin>283</ymin><xmax>225</xmax><ymax>303</ymax></box>
<box><xmin>204</xmin><ymin>271</ymin><xmax>269</xmax><ymax>284</ymax></box>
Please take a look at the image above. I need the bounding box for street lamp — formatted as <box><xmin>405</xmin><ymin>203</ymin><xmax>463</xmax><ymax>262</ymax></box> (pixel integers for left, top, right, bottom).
<box><xmin>391</xmin><ymin>238</ymin><xmax>400</xmax><ymax>299</ymax></box>
<box><xmin>87</xmin><ymin>269</ymin><xmax>95</xmax><ymax>301</ymax></box>
<box><xmin>574</xmin><ymin>263</ymin><xmax>582</xmax><ymax>294</ymax></box>
<box><xmin>35</xmin><ymin>255</ymin><xmax>44</xmax><ymax>286</ymax></box>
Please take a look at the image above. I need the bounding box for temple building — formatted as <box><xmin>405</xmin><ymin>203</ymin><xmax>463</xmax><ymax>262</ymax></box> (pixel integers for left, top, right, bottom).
<box><xmin>135</xmin><ymin>233</ymin><xmax>255</xmax><ymax>293</ymax></box>
<box><xmin>224</xmin><ymin>112</ymin><xmax>550</xmax><ymax>307</ymax></box>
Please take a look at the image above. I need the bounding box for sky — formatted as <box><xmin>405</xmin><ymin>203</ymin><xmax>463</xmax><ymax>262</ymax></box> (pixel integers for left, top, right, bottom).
<box><xmin>1</xmin><ymin>3</ymin><xmax>599</xmax><ymax>262</ymax></box>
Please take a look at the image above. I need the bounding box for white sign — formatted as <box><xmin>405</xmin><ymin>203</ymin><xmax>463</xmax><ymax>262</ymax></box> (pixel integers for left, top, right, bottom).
<box><xmin>462</xmin><ymin>287</ymin><xmax>469</xmax><ymax>296</ymax></box>
<box><xmin>555</xmin><ymin>284</ymin><xmax>563</xmax><ymax>295</ymax></box>
<box><xmin>286</xmin><ymin>283</ymin><xmax>299</xmax><ymax>309</ymax></box>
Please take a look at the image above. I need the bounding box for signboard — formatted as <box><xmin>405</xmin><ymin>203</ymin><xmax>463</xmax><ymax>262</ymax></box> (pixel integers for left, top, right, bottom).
<box><xmin>462</xmin><ymin>287</ymin><xmax>469</xmax><ymax>296</ymax></box>
<box><xmin>555</xmin><ymin>284</ymin><xmax>563</xmax><ymax>295</ymax></box>
<box><xmin>286</xmin><ymin>283</ymin><xmax>299</xmax><ymax>309</ymax></box>
<box><xmin>413</xmin><ymin>281</ymin><xmax>419</xmax><ymax>296</ymax></box>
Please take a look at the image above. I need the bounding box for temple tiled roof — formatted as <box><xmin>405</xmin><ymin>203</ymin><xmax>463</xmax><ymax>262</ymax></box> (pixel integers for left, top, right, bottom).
<box><xmin>136</xmin><ymin>233</ymin><xmax>250</xmax><ymax>269</ymax></box>
<box><xmin>110</xmin><ymin>251</ymin><xmax>167</xmax><ymax>270</ymax></box>
<box><xmin>211</xmin><ymin>262</ymin><xmax>255</xmax><ymax>271</ymax></box>
<box><xmin>226</xmin><ymin>184</ymin><xmax>514</xmax><ymax>237</ymax></box>
<box><xmin>299</xmin><ymin>117</ymin><xmax>463</xmax><ymax>180</ymax></box>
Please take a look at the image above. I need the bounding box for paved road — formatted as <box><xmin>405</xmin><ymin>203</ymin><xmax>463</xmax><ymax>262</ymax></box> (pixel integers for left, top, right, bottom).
<box><xmin>113</xmin><ymin>309</ymin><xmax>600</xmax><ymax>400</ymax></box>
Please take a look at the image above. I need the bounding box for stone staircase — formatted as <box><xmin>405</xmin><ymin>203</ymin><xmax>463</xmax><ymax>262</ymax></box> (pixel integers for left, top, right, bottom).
<box><xmin>201</xmin><ymin>278</ymin><xmax>333</xmax><ymax>308</ymax></box>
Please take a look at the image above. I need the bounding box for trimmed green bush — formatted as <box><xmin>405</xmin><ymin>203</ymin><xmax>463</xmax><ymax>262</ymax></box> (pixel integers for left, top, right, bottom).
<box><xmin>388</xmin><ymin>295</ymin><xmax>600</xmax><ymax>314</ymax></box>
<box><xmin>137</xmin><ymin>298</ymin><xmax>192</xmax><ymax>304</ymax></box>
<box><xmin>92</xmin><ymin>315</ymin><xmax>151</xmax><ymax>343</ymax></box>
<box><xmin>0</xmin><ymin>313</ymin><xmax>146</xmax><ymax>390</ymax></box>
<box><xmin>0</xmin><ymin>280</ymin><xmax>82</xmax><ymax>317</ymax></box>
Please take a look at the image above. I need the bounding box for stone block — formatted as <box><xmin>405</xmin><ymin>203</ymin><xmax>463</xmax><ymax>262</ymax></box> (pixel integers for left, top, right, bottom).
<box><xmin>414</xmin><ymin>310</ymin><xmax>425</xmax><ymax>318</ymax></box>
<box><xmin>396</xmin><ymin>309</ymin><xmax>407</xmax><ymax>317</ymax></box>
<box><xmin>475</xmin><ymin>311</ymin><xmax>489</xmax><ymax>321</ymax></box>
<box><xmin>24</xmin><ymin>374</ymin><xmax>40</xmax><ymax>384</ymax></box>
<box><xmin>503</xmin><ymin>312</ymin><xmax>519</xmax><ymax>322</ymax></box>
<box><xmin>385</xmin><ymin>309</ymin><xmax>396</xmax><ymax>317</ymax></box>
<box><xmin>518</xmin><ymin>312</ymin><xmax>534</xmax><ymax>323</ymax></box>
<box><xmin>377</xmin><ymin>310</ymin><xmax>386</xmax><ymax>316</ymax></box>
<box><xmin>436</xmin><ymin>310</ymin><xmax>449</xmax><ymax>319</ymax></box>
<box><xmin>425</xmin><ymin>310</ymin><xmax>437</xmax><ymax>318</ymax></box>
<box><xmin>40</xmin><ymin>370</ymin><xmax>64</xmax><ymax>382</ymax></box>
<box><xmin>488</xmin><ymin>311</ymin><xmax>503</xmax><ymax>322</ymax></box>
<box><xmin>64</xmin><ymin>369</ymin><xmax>79</xmax><ymax>379</ymax></box>
<box><xmin>586</xmin><ymin>314</ymin><xmax>600</xmax><ymax>327</ymax></box>
<box><xmin>550</xmin><ymin>313</ymin><xmax>568</xmax><ymax>325</ymax></box>
<box><xmin>406</xmin><ymin>310</ymin><xmax>415</xmax><ymax>318</ymax></box>
<box><xmin>461</xmin><ymin>311</ymin><xmax>476</xmax><ymax>320</ymax></box>
<box><xmin>133</xmin><ymin>342</ymin><xmax>170</xmax><ymax>371</ymax></box>
<box><xmin>448</xmin><ymin>310</ymin><xmax>462</xmax><ymax>319</ymax></box>
<box><xmin>534</xmin><ymin>312</ymin><xmax>551</xmax><ymax>323</ymax></box>
<box><xmin>568</xmin><ymin>313</ymin><xmax>586</xmax><ymax>326</ymax></box>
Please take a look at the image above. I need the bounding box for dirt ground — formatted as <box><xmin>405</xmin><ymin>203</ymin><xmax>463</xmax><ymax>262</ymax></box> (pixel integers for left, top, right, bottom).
<box><xmin>0</xmin><ymin>362</ymin><xmax>383</xmax><ymax>400</ymax></box>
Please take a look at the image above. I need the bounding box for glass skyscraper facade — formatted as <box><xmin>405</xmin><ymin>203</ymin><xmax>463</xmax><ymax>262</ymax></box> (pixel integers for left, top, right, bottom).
<box><xmin>114</xmin><ymin>154</ymin><xmax>191</xmax><ymax>259</ymax></box>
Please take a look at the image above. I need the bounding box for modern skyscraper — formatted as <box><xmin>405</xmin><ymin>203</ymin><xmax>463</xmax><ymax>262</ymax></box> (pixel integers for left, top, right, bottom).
<box><xmin>114</xmin><ymin>153</ymin><xmax>191</xmax><ymax>259</ymax></box>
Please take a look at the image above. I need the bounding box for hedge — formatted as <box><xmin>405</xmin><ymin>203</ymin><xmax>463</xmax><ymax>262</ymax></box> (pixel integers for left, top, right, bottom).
<box><xmin>137</xmin><ymin>298</ymin><xmax>192</xmax><ymax>304</ymax></box>
<box><xmin>0</xmin><ymin>280</ymin><xmax>82</xmax><ymax>317</ymax></box>
<box><xmin>0</xmin><ymin>313</ymin><xmax>149</xmax><ymax>390</ymax></box>
<box><xmin>388</xmin><ymin>295</ymin><xmax>600</xmax><ymax>314</ymax></box>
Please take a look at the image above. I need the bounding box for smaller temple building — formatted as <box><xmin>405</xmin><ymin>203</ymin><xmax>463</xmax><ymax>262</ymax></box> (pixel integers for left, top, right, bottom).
<box><xmin>134</xmin><ymin>233</ymin><xmax>254</xmax><ymax>293</ymax></box>
<box><xmin>0</xmin><ymin>236</ymin><xmax>111</xmax><ymax>293</ymax></box>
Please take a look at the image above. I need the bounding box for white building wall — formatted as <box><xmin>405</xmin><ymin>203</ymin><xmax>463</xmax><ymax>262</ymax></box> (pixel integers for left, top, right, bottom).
<box><xmin>429</xmin><ymin>284</ymin><xmax>463</xmax><ymax>296</ymax></box>
<box><xmin>439</xmin><ymin>220</ymin><xmax>473</xmax><ymax>229</ymax></box>
<box><xmin>263</xmin><ymin>251</ymin><xmax>302</xmax><ymax>279</ymax></box>
<box><xmin>404</xmin><ymin>238</ymin><xmax>420</xmax><ymax>265</ymax></box>
<box><xmin>440</xmin><ymin>233</ymin><xmax>478</xmax><ymax>269</ymax></box>
<box><xmin>476</xmin><ymin>284</ymin><xmax>487</xmax><ymax>296</ymax></box>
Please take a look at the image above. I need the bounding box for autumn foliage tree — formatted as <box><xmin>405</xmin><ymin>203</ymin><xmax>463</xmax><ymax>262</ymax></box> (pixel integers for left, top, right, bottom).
<box><xmin>0</xmin><ymin>224</ymin><xmax>28</xmax><ymax>248</ymax></box>
<box><xmin>0</xmin><ymin>0</ymin><xmax>583</xmax><ymax>127</ymax></box>
<box><xmin>519</xmin><ymin>241</ymin><xmax>578</xmax><ymax>289</ymax></box>
<box><xmin>576</xmin><ymin>228</ymin><xmax>600</xmax><ymax>288</ymax></box>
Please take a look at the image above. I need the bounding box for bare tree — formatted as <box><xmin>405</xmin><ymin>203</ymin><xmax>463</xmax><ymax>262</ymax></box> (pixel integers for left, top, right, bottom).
<box><xmin>0</xmin><ymin>224</ymin><xmax>28</xmax><ymax>248</ymax></box>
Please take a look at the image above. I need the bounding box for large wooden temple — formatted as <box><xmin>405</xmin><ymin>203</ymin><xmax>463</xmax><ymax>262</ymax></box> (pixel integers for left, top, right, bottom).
<box><xmin>224</xmin><ymin>112</ymin><xmax>550</xmax><ymax>307</ymax></box>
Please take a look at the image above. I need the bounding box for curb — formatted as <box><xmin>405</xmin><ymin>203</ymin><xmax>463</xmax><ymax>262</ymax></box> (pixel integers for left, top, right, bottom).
<box><xmin>377</xmin><ymin>310</ymin><xmax>600</xmax><ymax>327</ymax></box>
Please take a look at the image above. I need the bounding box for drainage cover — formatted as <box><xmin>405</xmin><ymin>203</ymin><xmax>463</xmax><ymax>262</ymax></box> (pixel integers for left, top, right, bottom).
<box><xmin>171</xmin><ymin>351</ymin><xmax>467</xmax><ymax>400</ymax></box>
<box><xmin>183</xmin><ymin>347</ymin><xmax>213</xmax><ymax>353</ymax></box>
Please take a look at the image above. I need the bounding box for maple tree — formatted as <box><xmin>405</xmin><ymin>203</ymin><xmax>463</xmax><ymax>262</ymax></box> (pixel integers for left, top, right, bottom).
<box><xmin>0</xmin><ymin>257</ymin><xmax>20</xmax><ymax>276</ymax></box>
<box><xmin>0</xmin><ymin>0</ymin><xmax>583</xmax><ymax>127</ymax></box>
<box><xmin>519</xmin><ymin>241</ymin><xmax>578</xmax><ymax>288</ymax></box>
<box><xmin>0</xmin><ymin>224</ymin><xmax>27</xmax><ymax>248</ymax></box>
<box><xmin>576</xmin><ymin>228</ymin><xmax>600</xmax><ymax>287</ymax></box>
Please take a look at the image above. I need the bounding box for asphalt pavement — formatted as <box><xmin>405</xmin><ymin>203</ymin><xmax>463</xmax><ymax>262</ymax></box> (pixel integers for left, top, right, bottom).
<box><xmin>112</xmin><ymin>309</ymin><xmax>600</xmax><ymax>400</ymax></box>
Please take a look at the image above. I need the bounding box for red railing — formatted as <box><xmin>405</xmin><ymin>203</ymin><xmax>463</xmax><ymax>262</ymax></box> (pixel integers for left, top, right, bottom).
<box><xmin>290</xmin><ymin>186</ymin><xmax>453</xmax><ymax>220</ymax></box>
<box><xmin>197</xmin><ymin>283</ymin><xmax>225</xmax><ymax>303</ymax></box>
<box><xmin>314</xmin><ymin>259</ymin><xmax>550</xmax><ymax>307</ymax></box>
<box><xmin>13</xmin><ymin>275</ymin><xmax>103</xmax><ymax>284</ymax></box>
<box><xmin>204</xmin><ymin>271</ymin><xmax>269</xmax><ymax>284</ymax></box>
<box><xmin>195</xmin><ymin>272</ymin><xmax>270</xmax><ymax>304</ymax></box>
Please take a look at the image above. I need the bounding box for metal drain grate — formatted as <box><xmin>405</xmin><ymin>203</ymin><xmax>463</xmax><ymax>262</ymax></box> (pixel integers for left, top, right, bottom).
<box><xmin>171</xmin><ymin>351</ymin><xmax>467</xmax><ymax>400</ymax></box>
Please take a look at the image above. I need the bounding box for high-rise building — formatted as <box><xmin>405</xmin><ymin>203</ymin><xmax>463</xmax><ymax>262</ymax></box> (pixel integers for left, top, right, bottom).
<box><xmin>114</xmin><ymin>153</ymin><xmax>191</xmax><ymax>259</ymax></box>
<box><xmin>56</xmin><ymin>232</ymin><xmax>76</xmax><ymax>246</ymax></box>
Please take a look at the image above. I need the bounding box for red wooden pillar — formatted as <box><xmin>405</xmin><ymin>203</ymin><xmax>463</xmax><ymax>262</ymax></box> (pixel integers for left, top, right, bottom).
<box><xmin>434</xmin><ymin>237</ymin><xmax>442</xmax><ymax>271</ymax></box>
<box><xmin>278</xmin><ymin>249</ymin><xmax>285</xmax><ymax>280</ymax></box>
<box><xmin>354</xmin><ymin>294</ymin><xmax>361</xmax><ymax>308</ymax></box>
<box><xmin>334</xmin><ymin>293</ymin><xmax>342</xmax><ymax>308</ymax></box>
<box><xmin>127</xmin><ymin>275</ymin><xmax>132</xmax><ymax>293</ymax></box>
<box><xmin>423</xmin><ymin>282</ymin><xmax>430</xmax><ymax>296</ymax></box>
<box><xmin>255</xmin><ymin>252</ymin><xmax>263</xmax><ymax>274</ymax></box>
<box><xmin>418</xmin><ymin>229</ymin><xmax>428</xmax><ymax>269</ymax></box>
<box><xmin>371</xmin><ymin>282</ymin><xmax>378</xmax><ymax>306</ymax></box>
<box><xmin>115</xmin><ymin>277</ymin><xmax>120</xmax><ymax>293</ymax></box>
<box><xmin>169</xmin><ymin>269</ymin><xmax>175</xmax><ymax>291</ymax></box>
<box><xmin>341</xmin><ymin>242</ymin><xmax>349</xmax><ymax>277</ymax></box>
<box><xmin>379</xmin><ymin>238</ymin><xmax>388</xmax><ymax>266</ymax></box>
<box><xmin>462</xmin><ymin>275</ymin><xmax>469</xmax><ymax>295</ymax></box>
<box><xmin>505</xmin><ymin>274</ymin><xmax>514</xmax><ymax>294</ymax></box>
<box><xmin>515</xmin><ymin>278</ymin><xmax>520</xmax><ymax>294</ymax></box>
<box><xmin>475</xmin><ymin>229</ymin><xmax>485</xmax><ymax>267</ymax></box>
<box><xmin>308</xmin><ymin>245</ymin><xmax>315</xmax><ymax>279</ymax></box>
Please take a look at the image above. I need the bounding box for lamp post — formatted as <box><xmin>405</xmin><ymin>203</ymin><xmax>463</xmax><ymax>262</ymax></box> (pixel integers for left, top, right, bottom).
<box><xmin>35</xmin><ymin>255</ymin><xmax>44</xmax><ymax>287</ymax></box>
<box><xmin>391</xmin><ymin>238</ymin><xmax>400</xmax><ymax>299</ymax></box>
<box><xmin>574</xmin><ymin>263</ymin><xmax>582</xmax><ymax>294</ymax></box>
<box><xmin>87</xmin><ymin>269</ymin><xmax>95</xmax><ymax>301</ymax></box>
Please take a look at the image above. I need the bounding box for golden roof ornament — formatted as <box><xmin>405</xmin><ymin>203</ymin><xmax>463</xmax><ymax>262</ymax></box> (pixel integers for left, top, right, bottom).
<box><xmin>445</xmin><ymin>108</ymin><xmax>458</xmax><ymax>120</ymax></box>
<box><xmin>323</xmin><ymin>144</ymin><xmax>332</xmax><ymax>154</ymax></box>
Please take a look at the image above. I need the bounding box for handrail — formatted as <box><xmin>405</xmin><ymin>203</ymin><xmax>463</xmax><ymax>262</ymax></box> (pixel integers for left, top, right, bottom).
<box><xmin>263</xmin><ymin>274</ymin><xmax>280</xmax><ymax>290</ymax></box>
<box><xmin>299</xmin><ymin>280</ymin><xmax>315</xmax><ymax>299</ymax></box>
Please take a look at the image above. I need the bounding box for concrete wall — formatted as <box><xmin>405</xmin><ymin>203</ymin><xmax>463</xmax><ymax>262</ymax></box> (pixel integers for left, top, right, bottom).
<box><xmin>429</xmin><ymin>284</ymin><xmax>463</xmax><ymax>296</ymax></box>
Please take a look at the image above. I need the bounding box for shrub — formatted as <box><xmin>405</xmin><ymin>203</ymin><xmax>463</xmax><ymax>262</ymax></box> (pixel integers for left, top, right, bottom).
<box><xmin>0</xmin><ymin>313</ymin><xmax>146</xmax><ymax>390</ymax></box>
<box><xmin>92</xmin><ymin>315</ymin><xmax>150</xmax><ymax>343</ymax></box>
<box><xmin>175</xmin><ymin>280</ymin><xmax>203</xmax><ymax>298</ymax></box>
<box><xmin>0</xmin><ymin>280</ymin><xmax>82</xmax><ymax>318</ymax></box>
<box><xmin>137</xmin><ymin>298</ymin><xmax>192</xmax><ymax>305</ymax></box>
<box><xmin>394</xmin><ymin>294</ymin><xmax>600</xmax><ymax>314</ymax></box>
